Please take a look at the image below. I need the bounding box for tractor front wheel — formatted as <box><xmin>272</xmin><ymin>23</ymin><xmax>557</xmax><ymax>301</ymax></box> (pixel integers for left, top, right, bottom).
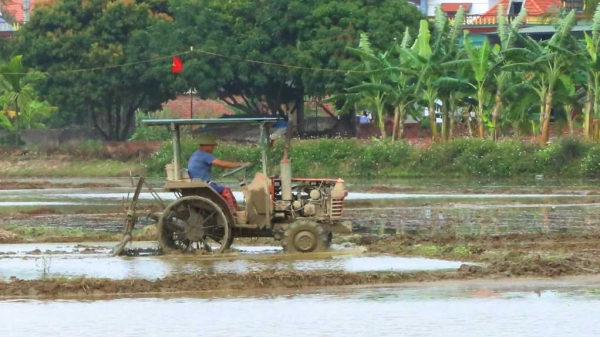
<box><xmin>281</xmin><ymin>220</ymin><xmax>329</xmax><ymax>253</ymax></box>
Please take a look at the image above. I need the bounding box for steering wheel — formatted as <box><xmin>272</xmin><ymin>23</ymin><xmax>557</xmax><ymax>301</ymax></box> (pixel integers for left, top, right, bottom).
<box><xmin>222</xmin><ymin>162</ymin><xmax>253</xmax><ymax>178</ymax></box>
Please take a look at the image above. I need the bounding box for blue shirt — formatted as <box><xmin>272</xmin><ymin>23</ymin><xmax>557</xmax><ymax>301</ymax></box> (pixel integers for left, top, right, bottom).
<box><xmin>188</xmin><ymin>150</ymin><xmax>216</xmax><ymax>181</ymax></box>
<box><xmin>359</xmin><ymin>115</ymin><xmax>370</xmax><ymax>124</ymax></box>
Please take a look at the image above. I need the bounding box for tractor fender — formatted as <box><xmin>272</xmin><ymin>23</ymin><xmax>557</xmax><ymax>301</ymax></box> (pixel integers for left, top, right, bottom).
<box><xmin>163</xmin><ymin>180</ymin><xmax>235</xmax><ymax>226</ymax></box>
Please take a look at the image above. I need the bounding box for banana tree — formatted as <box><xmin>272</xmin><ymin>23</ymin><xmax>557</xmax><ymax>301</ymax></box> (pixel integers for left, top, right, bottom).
<box><xmin>555</xmin><ymin>74</ymin><xmax>585</xmax><ymax>136</ymax></box>
<box><xmin>488</xmin><ymin>6</ymin><xmax>528</xmax><ymax>140</ymax></box>
<box><xmin>503</xmin><ymin>10</ymin><xmax>577</xmax><ymax>145</ymax></box>
<box><xmin>580</xmin><ymin>6</ymin><xmax>600</xmax><ymax>139</ymax></box>
<box><xmin>345</xmin><ymin>33</ymin><xmax>392</xmax><ymax>138</ymax></box>
<box><xmin>435</xmin><ymin>6</ymin><xmax>469</xmax><ymax>141</ymax></box>
<box><xmin>389</xmin><ymin>28</ymin><xmax>418</xmax><ymax>140</ymax></box>
<box><xmin>0</xmin><ymin>56</ymin><xmax>44</xmax><ymax>145</ymax></box>
<box><xmin>464</xmin><ymin>31</ymin><xmax>500</xmax><ymax>138</ymax></box>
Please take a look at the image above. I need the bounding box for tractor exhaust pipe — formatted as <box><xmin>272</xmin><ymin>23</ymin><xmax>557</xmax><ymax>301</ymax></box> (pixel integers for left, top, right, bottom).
<box><xmin>280</xmin><ymin>158</ymin><xmax>292</xmax><ymax>201</ymax></box>
<box><xmin>280</xmin><ymin>113</ymin><xmax>293</xmax><ymax>201</ymax></box>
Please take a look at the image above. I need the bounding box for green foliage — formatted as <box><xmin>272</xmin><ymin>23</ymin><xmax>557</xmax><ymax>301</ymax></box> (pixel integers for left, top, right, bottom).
<box><xmin>581</xmin><ymin>146</ymin><xmax>600</xmax><ymax>176</ymax></box>
<box><xmin>0</xmin><ymin>56</ymin><xmax>52</xmax><ymax>134</ymax></box>
<box><xmin>130</xmin><ymin>110</ymin><xmax>174</xmax><ymax>141</ymax></box>
<box><xmin>148</xmin><ymin>0</ymin><xmax>423</xmax><ymax>117</ymax></box>
<box><xmin>12</xmin><ymin>0</ymin><xmax>179</xmax><ymax>140</ymax></box>
<box><xmin>143</xmin><ymin>137</ymin><xmax>600</xmax><ymax>178</ymax></box>
<box><xmin>453</xmin><ymin>246</ymin><xmax>471</xmax><ymax>255</ymax></box>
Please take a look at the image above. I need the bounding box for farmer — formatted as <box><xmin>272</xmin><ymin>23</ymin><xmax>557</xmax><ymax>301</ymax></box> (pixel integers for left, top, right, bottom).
<box><xmin>359</xmin><ymin>111</ymin><xmax>371</xmax><ymax>124</ymax></box>
<box><xmin>188</xmin><ymin>133</ymin><xmax>250</xmax><ymax>212</ymax></box>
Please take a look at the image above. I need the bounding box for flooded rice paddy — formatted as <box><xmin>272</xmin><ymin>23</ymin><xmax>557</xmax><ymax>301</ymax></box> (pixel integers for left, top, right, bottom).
<box><xmin>3</xmin><ymin>184</ymin><xmax>600</xmax><ymax>235</ymax></box>
<box><xmin>2</xmin><ymin>277</ymin><xmax>600</xmax><ymax>337</ymax></box>
<box><xmin>0</xmin><ymin>242</ymin><xmax>472</xmax><ymax>280</ymax></box>
<box><xmin>2</xmin><ymin>176</ymin><xmax>600</xmax><ymax>333</ymax></box>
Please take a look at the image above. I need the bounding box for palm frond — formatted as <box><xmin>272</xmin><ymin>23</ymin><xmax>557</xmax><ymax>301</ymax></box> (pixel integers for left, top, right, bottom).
<box><xmin>592</xmin><ymin>4</ymin><xmax>600</xmax><ymax>41</ymax></box>
<box><xmin>411</xmin><ymin>20</ymin><xmax>433</xmax><ymax>58</ymax></box>
<box><xmin>549</xmin><ymin>10</ymin><xmax>576</xmax><ymax>47</ymax></box>
<box><xmin>400</xmin><ymin>27</ymin><xmax>412</xmax><ymax>50</ymax></box>
<box><xmin>433</xmin><ymin>6</ymin><xmax>448</xmax><ymax>41</ymax></box>
<box><xmin>346</xmin><ymin>47</ymin><xmax>382</xmax><ymax>66</ymax></box>
<box><xmin>448</xmin><ymin>6</ymin><xmax>465</xmax><ymax>47</ymax></box>
<box><xmin>358</xmin><ymin>32</ymin><xmax>374</xmax><ymax>56</ymax></box>
<box><xmin>505</xmin><ymin>9</ymin><xmax>528</xmax><ymax>49</ymax></box>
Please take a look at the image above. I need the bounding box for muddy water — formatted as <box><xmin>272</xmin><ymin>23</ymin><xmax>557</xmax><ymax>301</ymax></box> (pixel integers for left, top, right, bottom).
<box><xmin>2</xmin><ymin>278</ymin><xmax>600</xmax><ymax>337</ymax></box>
<box><xmin>0</xmin><ymin>242</ymin><xmax>471</xmax><ymax>280</ymax></box>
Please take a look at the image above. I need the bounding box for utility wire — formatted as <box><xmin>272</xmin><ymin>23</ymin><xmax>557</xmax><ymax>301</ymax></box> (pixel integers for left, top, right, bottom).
<box><xmin>0</xmin><ymin>47</ymin><xmax>367</xmax><ymax>75</ymax></box>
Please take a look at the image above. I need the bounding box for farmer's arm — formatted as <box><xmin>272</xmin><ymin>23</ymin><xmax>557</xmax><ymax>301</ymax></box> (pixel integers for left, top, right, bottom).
<box><xmin>212</xmin><ymin>159</ymin><xmax>250</xmax><ymax>169</ymax></box>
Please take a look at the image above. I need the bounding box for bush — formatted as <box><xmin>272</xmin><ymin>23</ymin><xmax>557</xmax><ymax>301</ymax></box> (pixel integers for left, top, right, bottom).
<box><xmin>130</xmin><ymin>110</ymin><xmax>175</xmax><ymax>141</ymax></box>
<box><xmin>142</xmin><ymin>137</ymin><xmax>600</xmax><ymax>179</ymax></box>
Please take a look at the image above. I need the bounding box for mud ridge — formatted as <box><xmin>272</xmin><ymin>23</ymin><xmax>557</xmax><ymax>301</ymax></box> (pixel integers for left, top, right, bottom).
<box><xmin>1</xmin><ymin>256</ymin><xmax>597</xmax><ymax>300</ymax></box>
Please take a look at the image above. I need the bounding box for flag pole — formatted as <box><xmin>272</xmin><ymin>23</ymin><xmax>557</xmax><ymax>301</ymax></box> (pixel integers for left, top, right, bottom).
<box><xmin>189</xmin><ymin>46</ymin><xmax>193</xmax><ymax>119</ymax></box>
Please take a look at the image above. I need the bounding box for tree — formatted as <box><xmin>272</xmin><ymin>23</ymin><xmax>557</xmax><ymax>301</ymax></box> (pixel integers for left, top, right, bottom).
<box><xmin>11</xmin><ymin>0</ymin><xmax>178</xmax><ymax>140</ymax></box>
<box><xmin>504</xmin><ymin>10</ymin><xmax>577</xmax><ymax>145</ymax></box>
<box><xmin>0</xmin><ymin>56</ymin><xmax>45</xmax><ymax>143</ymax></box>
<box><xmin>389</xmin><ymin>28</ymin><xmax>418</xmax><ymax>140</ymax></box>
<box><xmin>345</xmin><ymin>34</ymin><xmax>392</xmax><ymax>138</ymax></box>
<box><xmin>579</xmin><ymin>7</ymin><xmax>600</xmax><ymax>139</ymax></box>
<box><xmin>488</xmin><ymin>6</ymin><xmax>528</xmax><ymax>140</ymax></box>
<box><xmin>149</xmin><ymin>0</ymin><xmax>423</xmax><ymax>128</ymax></box>
<box><xmin>400</xmin><ymin>8</ymin><xmax>463</xmax><ymax>142</ymax></box>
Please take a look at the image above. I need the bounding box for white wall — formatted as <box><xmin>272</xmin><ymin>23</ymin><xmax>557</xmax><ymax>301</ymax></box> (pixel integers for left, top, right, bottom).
<box><xmin>426</xmin><ymin>0</ymin><xmax>492</xmax><ymax>16</ymax></box>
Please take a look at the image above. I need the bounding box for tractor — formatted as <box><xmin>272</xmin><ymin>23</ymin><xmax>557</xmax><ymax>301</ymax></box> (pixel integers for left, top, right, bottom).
<box><xmin>113</xmin><ymin>117</ymin><xmax>350</xmax><ymax>255</ymax></box>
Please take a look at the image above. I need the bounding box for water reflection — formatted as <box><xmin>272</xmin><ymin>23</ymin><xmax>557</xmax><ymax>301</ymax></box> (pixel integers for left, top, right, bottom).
<box><xmin>1</xmin><ymin>283</ymin><xmax>599</xmax><ymax>337</ymax></box>
<box><xmin>0</xmin><ymin>244</ymin><xmax>462</xmax><ymax>279</ymax></box>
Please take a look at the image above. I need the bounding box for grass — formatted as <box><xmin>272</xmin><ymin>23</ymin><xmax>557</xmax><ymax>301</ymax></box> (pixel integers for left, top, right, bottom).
<box><xmin>0</xmin><ymin>224</ymin><xmax>151</xmax><ymax>242</ymax></box>
<box><xmin>0</xmin><ymin>157</ymin><xmax>145</xmax><ymax>178</ymax></box>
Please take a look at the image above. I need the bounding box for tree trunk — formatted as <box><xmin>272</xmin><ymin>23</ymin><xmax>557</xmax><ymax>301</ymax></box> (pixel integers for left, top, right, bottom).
<box><xmin>14</xmin><ymin>98</ymin><xmax>19</xmax><ymax>147</ymax></box>
<box><xmin>428</xmin><ymin>102</ymin><xmax>438</xmax><ymax>141</ymax></box>
<box><xmin>490</xmin><ymin>90</ymin><xmax>502</xmax><ymax>141</ymax></box>
<box><xmin>594</xmin><ymin>76</ymin><xmax>600</xmax><ymax>141</ymax></box>
<box><xmin>477</xmin><ymin>89</ymin><xmax>485</xmax><ymax>138</ymax></box>
<box><xmin>392</xmin><ymin>106</ymin><xmax>400</xmax><ymax>141</ymax></box>
<box><xmin>449</xmin><ymin>110</ymin><xmax>454</xmax><ymax>139</ymax></box>
<box><xmin>539</xmin><ymin>89</ymin><xmax>553</xmax><ymax>146</ymax></box>
<box><xmin>376</xmin><ymin>99</ymin><xmax>387</xmax><ymax>139</ymax></box>
<box><xmin>441</xmin><ymin>101</ymin><xmax>449</xmax><ymax>142</ymax></box>
<box><xmin>565</xmin><ymin>105</ymin><xmax>574</xmax><ymax>136</ymax></box>
<box><xmin>399</xmin><ymin>112</ymin><xmax>405</xmax><ymax>140</ymax></box>
<box><xmin>584</xmin><ymin>79</ymin><xmax>593</xmax><ymax>139</ymax></box>
<box><xmin>296</xmin><ymin>91</ymin><xmax>305</xmax><ymax>133</ymax></box>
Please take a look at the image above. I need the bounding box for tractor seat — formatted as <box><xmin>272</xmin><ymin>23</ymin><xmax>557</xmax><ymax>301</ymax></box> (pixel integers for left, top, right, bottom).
<box><xmin>244</xmin><ymin>173</ymin><xmax>272</xmax><ymax>222</ymax></box>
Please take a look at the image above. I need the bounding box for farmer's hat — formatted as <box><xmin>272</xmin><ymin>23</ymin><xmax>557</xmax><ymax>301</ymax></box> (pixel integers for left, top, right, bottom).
<box><xmin>197</xmin><ymin>133</ymin><xmax>217</xmax><ymax>145</ymax></box>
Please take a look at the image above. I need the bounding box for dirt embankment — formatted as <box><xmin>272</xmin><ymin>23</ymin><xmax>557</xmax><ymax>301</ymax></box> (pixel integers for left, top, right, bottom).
<box><xmin>1</xmin><ymin>231</ymin><xmax>599</xmax><ymax>299</ymax></box>
<box><xmin>0</xmin><ymin>256</ymin><xmax>591</xmax><ymax>299</ymax></box>
<box><xmin>0</xmin><ymin>180</ymin><xmax>119</xmax><ymax>190</ymax></box>
<box><xmin>358</xmin><ymin>232</ymin><xmax>600</xmax><ymax>276</ymax></box>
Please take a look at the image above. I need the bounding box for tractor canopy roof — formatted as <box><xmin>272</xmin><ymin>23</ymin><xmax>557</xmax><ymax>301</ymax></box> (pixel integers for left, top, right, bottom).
<box><xmin>141</xmin><ymin>117</ymin><xmax>283</xmax><ymax>126</ymax></box>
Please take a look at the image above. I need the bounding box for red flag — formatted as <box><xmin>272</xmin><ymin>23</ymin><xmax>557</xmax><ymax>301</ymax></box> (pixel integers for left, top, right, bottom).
<box><xmin>172</xmin><ymin>56</ymin><xmax>183</xmax><ymax>74</ymax></box>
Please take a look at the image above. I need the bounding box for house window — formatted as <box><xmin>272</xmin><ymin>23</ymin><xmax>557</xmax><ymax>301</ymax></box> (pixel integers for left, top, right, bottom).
<box><xmin>563</xmin><ymin>0</ymin><xmax>584</xmax><ymax>12</ymax></box>
<box><xmin>508</xmin><ymin>0</ymin><xmax>523</xmax><ymax>15</ymax></box>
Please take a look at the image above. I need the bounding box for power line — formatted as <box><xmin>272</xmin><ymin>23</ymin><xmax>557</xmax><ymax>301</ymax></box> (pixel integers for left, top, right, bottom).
<box><xmin>0</xmin><ymin>47</ymin><xmax>367</xmax><ymax>76</ymax></box>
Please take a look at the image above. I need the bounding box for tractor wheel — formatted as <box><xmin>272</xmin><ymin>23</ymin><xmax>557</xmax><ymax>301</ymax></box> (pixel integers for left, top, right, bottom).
<box><xmin>281</xmin><ymin>220</ymin><xmax>329</xmax><ymax>253</ymax></box>
<box><xmin>158</xmin><ymin>196</ymin><xmax>230</xmax><ymax>254</ymax></box>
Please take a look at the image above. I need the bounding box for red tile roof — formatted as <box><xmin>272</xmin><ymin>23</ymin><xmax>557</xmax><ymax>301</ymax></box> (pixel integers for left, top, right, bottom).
<box><xmin>162</xmin><ymin>95</ymin><xmax>235</xmax><ymax>119</ymax></box>
<box><xmin>441</xmin><ymin>3</ymin><xmax>472</xmax><ymax>12</ymax></box>
<box><xmin>481</xmin><ymin>0</ymin><xmax>561</xmax><ymax>18</ymax></box>
<box><xmin>2</xmin><ymin>0</ymin><xmax>53</xmax><ymax>23</ymax></box>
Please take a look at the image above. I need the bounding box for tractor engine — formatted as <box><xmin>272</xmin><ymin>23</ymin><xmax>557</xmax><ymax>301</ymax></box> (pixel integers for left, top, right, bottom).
<box><xmin>272</xmin><ymin>179</ymin><xmax>347</xmax><ymax>221</ymax></box>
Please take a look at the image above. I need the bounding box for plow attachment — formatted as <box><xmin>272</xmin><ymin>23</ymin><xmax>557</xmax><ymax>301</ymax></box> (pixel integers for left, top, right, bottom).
<box><xmin>110</xmin><ymin>177</ymin><xmax>145</xmax><ymax>256</ymax></box>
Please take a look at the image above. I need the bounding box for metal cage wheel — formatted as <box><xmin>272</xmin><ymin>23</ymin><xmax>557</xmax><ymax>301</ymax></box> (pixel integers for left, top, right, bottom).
<box><xmin>158</xmin><ymin>196</ymin><xmax>230</xmax><ymax>254</ymax></box>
